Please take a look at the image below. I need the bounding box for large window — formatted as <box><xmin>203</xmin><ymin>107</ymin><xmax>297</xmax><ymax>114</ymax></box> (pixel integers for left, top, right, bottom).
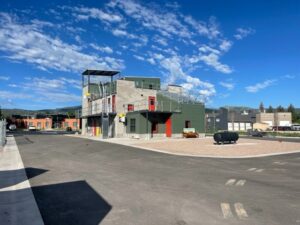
<box><xmin>130</xmin><ymin>119</ymin><xmax>136</xmax><ymax>133</ymax></box>
<box><xmin>73</xmin><ymin>122</ymin><xmax>77</xmax><ymax>128</ymax></box>
<box><xmin>64</xmin><ymin>122</ymin><xmax>69</xmax><ymax>127</ymax></box>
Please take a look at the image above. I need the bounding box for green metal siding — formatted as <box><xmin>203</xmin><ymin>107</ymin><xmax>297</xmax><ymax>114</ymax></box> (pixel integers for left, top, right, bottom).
<box><xmin>123</xmin><ymin>77</ymin><xmax>160</xmax><ymax>90</ymax></box>
<box><xmin>171</xmin><ymin>103</ymin><xmax>205</xmax><ymax>133</ymax></box>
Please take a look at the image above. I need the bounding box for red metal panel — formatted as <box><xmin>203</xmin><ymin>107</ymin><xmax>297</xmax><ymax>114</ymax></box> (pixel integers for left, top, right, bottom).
<box><xmin>166</xmin><ymin>116</ymin><xmax>172</xmax><ymax>137</ymax></box>
<box><xmin>148</xmin><ymin>96</ymin><xmax>156</xmax><ymax>111</ymax></box>
<box><xmin>112</xmin><ymin>95</ymin><xmax>116</xmax><ymax>112</ymax></box>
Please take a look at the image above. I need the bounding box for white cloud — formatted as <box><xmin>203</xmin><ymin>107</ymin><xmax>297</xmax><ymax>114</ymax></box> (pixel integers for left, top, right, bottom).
<box><xmin>0</xmin><ymin>13</ymin><xmax>124</xmax><ymax>73</ymax></box>
<box><xmin>234</xmin><ymin>27</ymin><xmax>255</xmax><ymax>40</ymax></box>
<box><xmin>146</xmin><ymin>57</ymin><xmax>156</xmax><ymax>65</ymax></box>
<box><xmin>0</xmin><ymin>76</ymin><xmax>10</xmax><ymax>81</ymax></box>
<box><xmin>109</xmin><ymin>0</ymin><xmax>192</xmax><ymax>38</ymax></box>
<box><xmin>183</xmin><ymin>15</ymin><xmax>220</xmax><ymax>39</ymax></box>
<box><xmin>112</xmin><ymin>28</ymin><xmax>127</xmax><ymax>36</ymax></box>
<box><xmin>133</xmin><ymin>55</ymin><xmax>145</xmax><ymax>61</ymax></box>
<box><xmin>73</xmin><ymin>7</ymin><xmax>123</xmax><ymax>23</ymax></box>
<box><xmin>0</xmin><ymin>90</ymin><xmax>32</xmax><ymax>100</ymax></box>
<box><xmin>90</xmin><ymin>43</ymin><xmax>113</xmax><ymax>54</ymax></box>
<box><xmin>199</xmin><ymin>53</ymin><xmax>232</xmax><ymax>74</ymax></box>
<box><xmin>219</xmin><ymin>40</ymin><xmax>232</xmax><ymax>52</ymax></box>
<box><xmin>219</xmin><ymin>81</ymin><xmax>234</xmax><ymax>90</ymax></box>
<box><xmin>153</xmin><ymin>36</ymin><xmax>168</xmax><ymax>46</ymax></box>
<box><xmin>158</xmin><ymin>55</ymin><xmax>215</xmax><ymax>102</ymax></box>
<box><xmin>281</xmin><ymin>74</ymin><xmax>295</xmax><ymax>79</ymax></box>
<box><xmin>245</xmin><ymin>79</ymin><xmax>276</xmax><ymax>93</ymax></box>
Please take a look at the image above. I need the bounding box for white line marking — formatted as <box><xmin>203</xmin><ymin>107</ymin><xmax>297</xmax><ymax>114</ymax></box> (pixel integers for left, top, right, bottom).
<box><xmin>273</xmin><ymin>161</ymin><xmax>287</xmax><ymax>165</ymax></box>
<box><xmin>234</xmin><ymin>203</ymin><xmax>248</xmax><ymax>219</ymax></box>
<box><xmin>221</xmin><ymin>203</ymin><xmax>233</xmax><ymax>219</ymax></box>
<box><xmin>247</xmin><ymin>168</ymin><xmax>256</xmax><ymax>171</ymax></box>
<box><xmin>255</xmin><ymin>169</ymin><xmax>264</xmax><ymax>172</ymax></box>
<box><xmin>236</xmin><ymin>180</ymin><xmax>246</xmax><ymax>186</ymax></box>
<box><xmin>225</xmin><ymin>179</ymin><xmax>236</xmax><ymax>186</ymax></box>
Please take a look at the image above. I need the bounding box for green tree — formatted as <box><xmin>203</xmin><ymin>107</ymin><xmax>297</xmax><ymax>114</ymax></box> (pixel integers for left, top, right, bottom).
<box><xmin>0</xmin><ymin>106</ymin><xmax>4</xmax><ymax>120</ymax></box>
<box><xmin>266</xmin><ymin>105</ymin><xmax>274</xmax><ymax>113</ymax></box>
<box><xmin>276</xmin><ymin>105</ymin><xmax>285</xmax><ymax>112</ymax></box>
<box><xmin>259</xmin><ymin>102</ymin><xmax>265</xmax><ymax>112</ymax></box>
<box><xmin>287</xmin><ymin>104</ymin><xmax>297</xmax><ymax>122</ymax></box>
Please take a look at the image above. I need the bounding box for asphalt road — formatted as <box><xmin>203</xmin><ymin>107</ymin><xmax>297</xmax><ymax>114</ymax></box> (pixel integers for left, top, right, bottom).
<box><xmin>14</xmin><ymin>133</ymin><xmax>300</xmax><ymax>225</ymax></box>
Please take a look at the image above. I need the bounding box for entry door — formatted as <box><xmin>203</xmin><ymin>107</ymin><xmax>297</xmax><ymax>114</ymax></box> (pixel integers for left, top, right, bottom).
<box><xmin>148</xmin><ymin>96</ymin><xmax>156</xmax><ymax>111</ymax></box>
<box><xmin>151</xmin><ymin>122</ymin><xmax>158</xmax><ymax>135</ymax></box>
<box><xmin>166</xmin><ymin>117</ymin><xmax>172</xmax><ymax>137</ymax></box>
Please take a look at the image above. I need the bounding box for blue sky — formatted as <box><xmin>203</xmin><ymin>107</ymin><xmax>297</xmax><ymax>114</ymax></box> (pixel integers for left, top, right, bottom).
<box><xmin>0</xmin><ymin>0</ymin><xmax>299</xmax><ymax>110</ymax></box>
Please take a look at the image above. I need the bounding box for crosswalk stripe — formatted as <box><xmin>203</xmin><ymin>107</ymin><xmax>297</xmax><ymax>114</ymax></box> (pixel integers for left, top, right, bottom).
<box><xmin>221</xmin><ymin>203</ymin><xmax>233</xmax><ymax>219</ymax></box>
<box><xmin>248</xmin><ymin>168</ymin><xmax>256</xmax><ymax>171</ymax></box>
<box><xmin>236</xmin><ymin>179</ymin><xmax>246</xmax><ymax>186</ymax></box>
<box><xmin>255</xmin><ymin>169</ymin><xmax>264</xmax><ymax>172</ymax></box>
<box><xmin>225</xmin><ymin>179</ymin><xmax>236</xmax><ymax>186</ymax></box>
<box><xmin>234</xmin><ymin>203</ymin><xmax>248</xmax><ymax>219</ymax></box>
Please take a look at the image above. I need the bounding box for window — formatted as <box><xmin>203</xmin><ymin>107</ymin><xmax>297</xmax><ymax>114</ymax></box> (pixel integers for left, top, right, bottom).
<box><xmin>64</xmin><ymin>122</ymin><xmax>69</xmax><ymax>127</ymax></box>
<box><xmin>73</xmin><ymin>122</ymin><xmax>77</xmax><ymax>128</ymax></box>
<box><xmin>130</xmin><ymin>119</ymin><xmax>136</xmax><ymax>133</ymax></box>
<box><xmin>128</xmin><ymin>104</ymin><xmax>134</xmax><ymax>112</ymax></box>
<box><xmin>45</xmin><ymin>122</ymin><xmax>49</xmax><ymax>128</ymax></box>
<box><xmin>29</xmin><ymin>122</ymin><xmax>33</xmax><ymax>126</ymax></box>
<box><xmin>37</xmin><ymin>122</ymin><xmax>41</xmax><ymax>128</ymax></box>
<box><xmin>149</xmin><ymin>84</ymin><xmax>153</xmax><ymax>89</ymax></box>
<box><xmin>185</xmin><ymin>120</ymin><xmax>191</xmax><ymax>128</ymax></box>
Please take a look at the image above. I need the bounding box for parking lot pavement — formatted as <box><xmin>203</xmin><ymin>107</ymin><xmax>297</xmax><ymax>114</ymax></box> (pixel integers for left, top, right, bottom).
<box><xmin>13</xmin><ymin>133</ymin><xmax>300</xmax><ymax>225</ymax></box>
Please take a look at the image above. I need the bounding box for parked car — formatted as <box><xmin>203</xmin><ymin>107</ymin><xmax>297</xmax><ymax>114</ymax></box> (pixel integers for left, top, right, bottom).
<box><xmin>248</xmin><ymin>129</ymin><xmax>266</xmax><ymax>137</ymax></box>
<box><xmin>28</xmin><ymin>126</ymin><xmax>36</xmax><ymax>131</ymax></box>
<box><xmin>8</xmin><ymin>124</ymin><xmax>17</xmax><ymax>131</ymax></box>
<box><xmin>272</xmin><ymin>126</ymin><xmax>291</xmax><ymax>131</ymax></box>
<box><xmin>291</xmin><ymin>124</ymin><xmax>300</xmax><ymax>131</ymax></box>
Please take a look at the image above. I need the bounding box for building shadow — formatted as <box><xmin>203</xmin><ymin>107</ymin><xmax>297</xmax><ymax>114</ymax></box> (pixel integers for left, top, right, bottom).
<box><xmin>31</xmin><ymin>180</ymin><xmax>112</xmax><ymax>225</ymax></box>
<box><xmin>0</xmin><ymin>167</ymin><xmax>48</xmax><ymax>189</ymax></box>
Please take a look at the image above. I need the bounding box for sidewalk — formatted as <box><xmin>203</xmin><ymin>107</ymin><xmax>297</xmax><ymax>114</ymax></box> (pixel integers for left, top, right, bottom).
<box><xmin>0</xmin><ymin>135</ymin><xmax>44</xmax><ymax>225</ymax></box>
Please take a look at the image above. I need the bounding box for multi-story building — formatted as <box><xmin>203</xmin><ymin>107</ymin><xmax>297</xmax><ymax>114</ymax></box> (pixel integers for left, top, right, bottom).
<box><xmin>206</xmin><ymin>107</ymin><xmax>257</xmax><ymax>132</ymax></box>
<box><xmin>256</xmin><ymin>112</ymin><xmax>292</xmax><ymax>127</ymax></box>
<box><xmin>81</xmin><ymin>70</ymin><xmax>205</xmax><ymax>139</ymax></box>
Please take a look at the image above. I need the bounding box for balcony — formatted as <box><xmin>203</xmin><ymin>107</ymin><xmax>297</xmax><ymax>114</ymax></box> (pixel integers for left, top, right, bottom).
<box><xmin>125</xmin><ymin>100</ymin><xmax>181</xmax><ymax>113</ymax></box>
<box><xmin>82</xmin><ymin>99</ymin><xmax>116</xmax><ymax>117</ymax></box>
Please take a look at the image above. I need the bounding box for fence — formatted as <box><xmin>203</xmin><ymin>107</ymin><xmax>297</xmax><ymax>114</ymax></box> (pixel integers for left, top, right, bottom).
<box><xmin>0</xmin><ymin>119</ymin><xmax>6</xmax><ymax>147</ymax></box>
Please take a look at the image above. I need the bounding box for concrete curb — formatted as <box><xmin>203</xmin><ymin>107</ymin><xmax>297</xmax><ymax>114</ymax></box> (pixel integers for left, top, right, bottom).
<box><xmin>65</xmin><ymin>134</ymin><xmax>300</xmax><ymax>159</ymax></box>
<box><xmin>0</xmin><ymin>135</ymin><xmax>44</xmax><ymax>225</ymax></box>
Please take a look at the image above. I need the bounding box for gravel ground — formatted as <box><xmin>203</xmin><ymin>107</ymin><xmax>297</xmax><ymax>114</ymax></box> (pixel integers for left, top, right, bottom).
<box><xmin>133</xmin><ymin>137</ymin><xmax>300</xmax><ymax>157</ymax></box>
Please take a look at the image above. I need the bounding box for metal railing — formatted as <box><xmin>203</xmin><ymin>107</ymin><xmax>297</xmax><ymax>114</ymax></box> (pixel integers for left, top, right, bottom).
<box><xmin>125</xmin><ymin>100</ymin><xmax>181</xmax><ymax>113</ymax></box>
<box><xmin>0</xmin><ymin>119</ymin><xmax>6</xmax><ymax>147</ymax></box>
<box><xmin>82</xmin><ymin>101</ymin><xmax>115</xmax><ymax>117</ymax></box>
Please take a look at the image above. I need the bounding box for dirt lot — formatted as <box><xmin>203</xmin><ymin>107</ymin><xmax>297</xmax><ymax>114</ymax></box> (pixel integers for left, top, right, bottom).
<box><xmin>133</xmin><ymin>137</ymin><xmax>300</xmax><ymax>157</ymax></box>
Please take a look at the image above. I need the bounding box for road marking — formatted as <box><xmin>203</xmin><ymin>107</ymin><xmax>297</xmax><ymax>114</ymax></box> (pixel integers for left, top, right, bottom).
<box><xmin>225</xmin><ymin>179</ymin><xmax>246</xmax><ymax>186</ymax></box>
<box><xmin>221</xmin><ymin>203</ymin><xmax>233</xmax><ymax>219</ymax></box>
<box><xmin>236</xmin><ymin>179</ymin><xmax>246</xmax><ymax>186</ymax></box>
<box><xmin>234</xmin><ymin>203</ymin><xmax>248</xmax><ymax>219</ymax></box>
<box><xmin>248</xmin><ymin>168</ymin><xmax>264</xmax><ymax>172</ymax></box>
<box><xmin>273</xmin><ymin>161</ymin><xmax>287</xmax><ymax>165</ymax></box>
<box><xmin>225</xmin><ymin>179</ymin><xmax>236</xmax><ymax>186</ymax></box>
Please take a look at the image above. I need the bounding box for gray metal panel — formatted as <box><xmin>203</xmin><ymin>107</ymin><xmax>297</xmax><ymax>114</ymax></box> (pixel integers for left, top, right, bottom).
<box><xmin>102</xmin><ymin>116</ymin><xmax>109</xmax><ymax>139</ymax></box>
